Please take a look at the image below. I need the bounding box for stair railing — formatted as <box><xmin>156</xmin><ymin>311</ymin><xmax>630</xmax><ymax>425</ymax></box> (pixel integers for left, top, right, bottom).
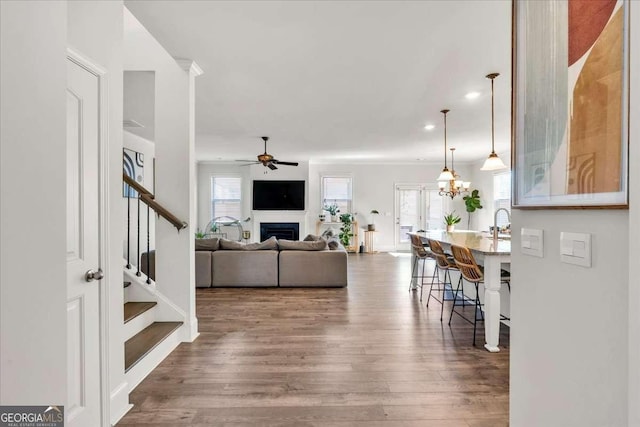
<box><xmin>124</xmin><ymin>173</ymin><xmax>188</xmax><ymax>284</ymax></box>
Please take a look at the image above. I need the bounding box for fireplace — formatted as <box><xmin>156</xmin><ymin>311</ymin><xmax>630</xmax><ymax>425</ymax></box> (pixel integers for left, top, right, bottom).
<box><xmin>260</xmin><ymin>222</ymin><xmax>299</xmax><ymax>241</ymax></box>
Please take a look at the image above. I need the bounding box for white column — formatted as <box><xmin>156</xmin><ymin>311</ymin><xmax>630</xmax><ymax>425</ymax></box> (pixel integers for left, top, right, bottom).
<box><xmin>180</xmin><ymin>59</ymin><xmax>203</xmax><ymax>341</ymax></box>
<box><xmin>154</xmin><ymin>59</ymin><xmax>202</xmax><ymax>342</ymax></box>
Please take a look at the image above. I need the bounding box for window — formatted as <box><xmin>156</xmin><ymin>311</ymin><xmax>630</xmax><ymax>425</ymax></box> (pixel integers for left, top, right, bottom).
<box><xmin>322</xmin><ymin>176</ymin><xmax>353</xmax><ymax>214</ymax></box>
<box><xmin>211</xmin><ymin>176</ymin><xmax>242</xmax><ymax>220</ymax></box>
<box><xmin>493</xmin><ymin>171</ymin><xmax>511</xmax><ymax>227</ymax></box>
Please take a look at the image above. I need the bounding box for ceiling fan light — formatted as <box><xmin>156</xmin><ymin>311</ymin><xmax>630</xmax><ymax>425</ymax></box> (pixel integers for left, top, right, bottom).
<box><xmin>438</xmin><ymin>168</ymin><xmax>454</xmax><ymax>181</ymax></box>
<box><xmin>481</xmin><ymin>152</ymin><xmax>507</xmax><ymax>171</ymax></box>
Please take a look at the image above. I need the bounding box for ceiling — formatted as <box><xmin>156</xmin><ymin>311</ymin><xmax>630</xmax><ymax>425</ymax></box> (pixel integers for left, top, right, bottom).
<box><xmin>125</xmin><ymin>0</ymin><xmax>512</xmax><ymax>163</ymax></box>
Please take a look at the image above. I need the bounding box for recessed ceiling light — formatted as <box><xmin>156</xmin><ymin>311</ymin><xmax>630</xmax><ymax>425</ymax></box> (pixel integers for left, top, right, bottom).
<box><xmin>465</xmin><ymin>91</ymin><xmax>481</xmax><ymax>100</ymax></box>
<box><xmin>424</xmin><ymin>124</ymin><xmax>435</xmax><ymax>130</ymax></box>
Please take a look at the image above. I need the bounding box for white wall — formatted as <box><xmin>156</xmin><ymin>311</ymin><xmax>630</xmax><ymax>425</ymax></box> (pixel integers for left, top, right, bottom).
<box><xmin>123</xmin><ymin>130</ymin><xmax>155</xmax><ymax>266</ymax></box>
<box><xmin>124</xmin><ymin>71</ymin><xmax>155</xmax><ymax>141</ymax></box>
<box><xmin>0</xmin><ymin>1</ymin><xmax>68</xmax><ymax>405</ymax></box>
<box><xmin>511</xmin><ymin>211</ymin><xmax>628</xmax><ymax>426</ymax></box>
<box><xmin>510</xmin><ymin>5</ymin><xmax>638</xmax><ymax>425</ymax></box>
<box><xmin>67</xmin><ymin>0</ymin><xmax>126</xmax><ymax>422</ymax></box>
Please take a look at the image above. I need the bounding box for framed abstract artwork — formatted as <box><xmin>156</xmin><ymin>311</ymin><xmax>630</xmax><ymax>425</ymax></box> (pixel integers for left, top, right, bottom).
<box><xmin>512</xmin><ymin>0</ymin><xmax>629</xmax><ymax>208</ymax></box>
<box><xmin>123</xmin><ymin>148</ymin><xmax>144</xmax><ymax>198</ymax></box>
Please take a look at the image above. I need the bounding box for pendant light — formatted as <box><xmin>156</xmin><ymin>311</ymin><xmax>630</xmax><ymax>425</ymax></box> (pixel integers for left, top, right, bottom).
<box><xmin>480</xmin><ymin>73</ymin><xmax>507</xmax><ymax>171</ymax></box>
<box><xmin>436</xmin><ymin>110</ymin><xmax>471</xmax><ymax>199</ymax></box>
<box><xmin>437</xmin><ymin>109</ymin><xmax>454</xmax><ymax>181</ymax></box>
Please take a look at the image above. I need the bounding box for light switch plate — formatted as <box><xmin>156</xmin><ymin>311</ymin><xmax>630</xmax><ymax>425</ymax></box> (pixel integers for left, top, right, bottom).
<box><xmin>560</xmin><ymin>232</ymin><xmax>591</xmax><ymax>267</ymax></box>
<box><xmin>521</xmin><ymin>228</ymin><xmax>543</xmax><ymax>257</ymax></box>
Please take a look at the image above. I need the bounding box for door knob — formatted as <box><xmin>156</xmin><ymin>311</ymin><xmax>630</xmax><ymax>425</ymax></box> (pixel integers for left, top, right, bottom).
<box><xmin>85</xmin><ymin>268</ymin><xmax>104</xmax><ymax>282</ymax></box>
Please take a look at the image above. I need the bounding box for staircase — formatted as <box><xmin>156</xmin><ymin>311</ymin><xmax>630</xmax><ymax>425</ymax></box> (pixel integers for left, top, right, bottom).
<box><xmin>121</xmin><ymin>173</ymin><xmax>190</xmax><ymax>391</ymax></box>
<box><xmin>123</xmin><ymin>280</ymin><xmax>184</xmax><ymax>390</ymax></box>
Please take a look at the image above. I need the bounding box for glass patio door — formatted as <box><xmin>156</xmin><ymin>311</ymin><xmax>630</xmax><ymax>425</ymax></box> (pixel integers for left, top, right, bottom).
<box><xmin>395</xmin><ymin>185</ymin><xmax>423</xmax><ymax>250</ymax></box>
<box><xmin>394</xmin><ymin>185</ymin><xmax>445</xmax><ymax>250</ymax></box>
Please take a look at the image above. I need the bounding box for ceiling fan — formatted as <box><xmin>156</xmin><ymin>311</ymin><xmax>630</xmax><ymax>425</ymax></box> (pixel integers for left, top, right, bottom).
<box><xmin>236</xmin><ymin>136</ymin><xmax>299</xmax><ymax>170</ymax></box>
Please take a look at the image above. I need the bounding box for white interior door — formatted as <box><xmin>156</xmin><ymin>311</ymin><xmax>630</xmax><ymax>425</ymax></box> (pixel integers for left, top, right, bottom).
<box><xmin>394</xmin><ymin>185</ymin><xmax>423</xmax><ymax>250</ymax></box>
<box><xmin>66</xmin><ymin>57</ymin><xmax>102</xmax><ymax>427</ymax></box>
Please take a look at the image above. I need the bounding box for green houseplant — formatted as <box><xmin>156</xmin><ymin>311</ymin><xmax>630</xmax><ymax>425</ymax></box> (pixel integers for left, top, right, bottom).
<box><xmin>339</xmin><ymin>213</ymin><xmax>354</xmax><ymax>249</ymax></box>
<box><xmin>367</xmin><ymin>209</ymin><xmax>379</xmax><ymax>231</ymax></box>
<box><xmin>323</xmin><ymin>202</ymin><xmax>340</xmax><ymax>222</ymax></box>
<box><xmin>444</xmin><ymin>211</ymin><xmax>461</xmax><ymax>232</ymax></box>
<box><xmin>463</xmin><ymin>189</ymin><xmax>483</xmax><ymax>229</ymax></box>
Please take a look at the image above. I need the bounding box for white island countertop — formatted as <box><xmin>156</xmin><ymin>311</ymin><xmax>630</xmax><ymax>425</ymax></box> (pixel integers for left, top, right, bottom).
<box><xmin>415</xmin><ymin>230</ymin><xmax>511</xmax><ymax>255</ymax></box>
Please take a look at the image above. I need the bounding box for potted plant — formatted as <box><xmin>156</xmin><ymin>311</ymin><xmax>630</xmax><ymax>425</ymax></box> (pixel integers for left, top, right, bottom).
<box><xmin>339</xmin><ymin>213</ymin><xmax>354</xmax><ymax>249</ymax></box>
<box><xmin>367</xmin><ymin>209</ymin><xmax>379</xmax><ymax>231</ymax></box>
<box><xmin>195</xmin><ymin>229</ymin><xmax>206</xmax><ymax>239</ymax></box>
<box><xmin>444</xmin><ymin>211</ymin><xmax>461</xmax><ymax>232</ymax></box>
<box><xmin>463</xmin><ymin>189</ymin><xmax>483</xmax><ymax>230</ymax></box>
<box><xmin>323</xmin><ymin>202</ymin><xmax>340</xmax><ymax>222</ymax></box>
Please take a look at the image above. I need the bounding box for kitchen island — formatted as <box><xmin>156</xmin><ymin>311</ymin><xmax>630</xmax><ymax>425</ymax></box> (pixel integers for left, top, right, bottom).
<box><xmin>410</xmin><ymin>230</ymin><xmax>511</xmax><ymax>352</ymax></box>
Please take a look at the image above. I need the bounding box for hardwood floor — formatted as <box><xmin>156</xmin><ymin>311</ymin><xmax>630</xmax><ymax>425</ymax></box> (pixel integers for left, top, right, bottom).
<box><xmin>117</xmin><ymin>253</ymin><xmax>509</xmax><ymax>426</ymax></box>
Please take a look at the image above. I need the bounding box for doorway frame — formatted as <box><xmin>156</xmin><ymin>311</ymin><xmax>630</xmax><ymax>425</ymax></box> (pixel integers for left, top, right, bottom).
<box><xmin>393</xmin><ymin>183</ymin><xmax>444</xmax><ymax>251</ymax></box>
<box><xmin>67</xmin><ymin>47</ymin><xmax>111</xmax><ymax>427</ymax></box>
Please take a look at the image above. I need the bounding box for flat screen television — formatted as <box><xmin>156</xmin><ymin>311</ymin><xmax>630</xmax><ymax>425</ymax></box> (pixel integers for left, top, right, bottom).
<box><xmin>253</xmin><ymin>180</ymin><xmax>305</xmax><ymax>210</ymax></box>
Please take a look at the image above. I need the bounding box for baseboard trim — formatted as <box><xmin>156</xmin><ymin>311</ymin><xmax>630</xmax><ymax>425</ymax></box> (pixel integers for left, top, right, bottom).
<box><xmin>183</xmin><ymin>317</ymin><xmax>199</xmax><ymax>342</ymax></box>
<box><xmin>110</xmin><ymin>381</ymin><xmax>132</xmax><ymax>425</ymax></box>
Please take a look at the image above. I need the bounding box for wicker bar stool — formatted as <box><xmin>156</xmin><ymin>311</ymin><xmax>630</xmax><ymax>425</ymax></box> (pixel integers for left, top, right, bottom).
<box><xmin>448</xmin><ymin>244</ymin><xmax>510</xmax><ymax>346</ymax></box>
<box><xmin>408</xmin><ymin>234</ymin><xmax>434</xmax><ymax>295</ymax></box>
<box><xmin>425</xmin><ymin>239</ymin><xmax>461</xmax><ymax>321</ymax></box>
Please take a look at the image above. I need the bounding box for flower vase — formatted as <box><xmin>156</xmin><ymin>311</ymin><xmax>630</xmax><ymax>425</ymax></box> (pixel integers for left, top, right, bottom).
<box><xmin>446</xmin><ymin>225</ymin><xmax>455</xmax><ymax>232</ymax></box>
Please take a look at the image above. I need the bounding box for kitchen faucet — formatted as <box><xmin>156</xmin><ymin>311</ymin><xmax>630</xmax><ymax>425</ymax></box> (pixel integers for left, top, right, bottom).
<box><xmin>493</xmin><ymin>208</ymin><xmax>511</xmax><ymax>239</ymax></box>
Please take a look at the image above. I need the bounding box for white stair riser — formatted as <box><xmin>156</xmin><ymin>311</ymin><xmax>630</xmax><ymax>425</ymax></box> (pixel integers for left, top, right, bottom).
<box><xmin>123</xmin><ymin>306</ymin><xmax>156</xmax><ymax>341</ymax></box>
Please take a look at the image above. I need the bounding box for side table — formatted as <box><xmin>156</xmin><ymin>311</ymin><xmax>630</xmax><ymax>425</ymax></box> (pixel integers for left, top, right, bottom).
<box><xmin>364</xmin><ymin>230</ymin><xmax>377</xmax><ymax>253</ymax></box>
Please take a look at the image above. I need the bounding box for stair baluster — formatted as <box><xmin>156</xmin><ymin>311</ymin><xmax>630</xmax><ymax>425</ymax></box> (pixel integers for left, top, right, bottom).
<box><xmin>146</xmin><ymin>204</ymin><xmax>151</xmax><ymax>284</ymax></box>
<box><xmin>126</xmin><ymin>186</ymin><xmax>131</xmax><ymax>269</ymax></box>
<box><xmin>136</xmin><ymin>195</ymin><xmax>141</xmax><ymax>277</ymax></box>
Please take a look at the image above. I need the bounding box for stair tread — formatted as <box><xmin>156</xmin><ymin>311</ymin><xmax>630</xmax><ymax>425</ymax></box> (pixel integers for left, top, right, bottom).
<box><xmin>123</xmin><ymin>301</ymin><xmax>157</xmax><ymax>323</ymax></box>
<box><xmin>125</xmin><ymin>321</ymin><xmax>182</xmax><ymax>372</ymax></box>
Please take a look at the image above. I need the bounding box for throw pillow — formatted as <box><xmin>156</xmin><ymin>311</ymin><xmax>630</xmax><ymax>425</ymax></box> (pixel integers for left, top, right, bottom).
<box><xmin>326</xmin><ymin>237</ymin><xmax>344</xmax><ymax>251</ymax></box>
<box><xmin>219</xmin><ymin>236</ymin><xmax>278</xmax><ymax>251</ymax></box>
<box><xmin>303</xmin><ymin>234</ymin><xmax>321</xmax><ymax>241</ymax></box>
<box><xmin>278</xmin><ymin>239</ymin><xmax>328</xmax><ymax>251</ymax></box>
<box><xmin>195</xmin><ymin>237</ymin><xmax>219</xmax><ymax>251</ymax></box>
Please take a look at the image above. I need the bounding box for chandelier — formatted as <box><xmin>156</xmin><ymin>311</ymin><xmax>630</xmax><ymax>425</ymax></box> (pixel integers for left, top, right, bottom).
<box><xmin>436</xmin><ymin>110</ymin><xmax>470</xmax><ymax>198</ymax></box>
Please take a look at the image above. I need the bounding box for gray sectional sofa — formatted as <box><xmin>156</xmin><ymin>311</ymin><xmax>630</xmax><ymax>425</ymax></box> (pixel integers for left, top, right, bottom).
<box><xmin>142</xmin><ymin>235</ymin><xmax>348</xmax><ymax>288</ymax></box>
